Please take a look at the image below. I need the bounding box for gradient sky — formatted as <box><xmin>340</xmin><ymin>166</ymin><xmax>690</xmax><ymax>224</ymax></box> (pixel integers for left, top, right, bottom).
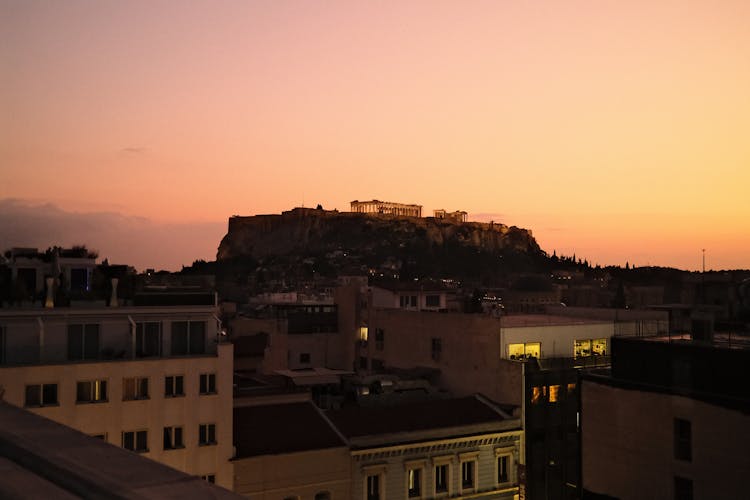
<box><xmin>2</xmin><ymin>1</ymin><xmax>749</xmax><ymax>271</ymax></box>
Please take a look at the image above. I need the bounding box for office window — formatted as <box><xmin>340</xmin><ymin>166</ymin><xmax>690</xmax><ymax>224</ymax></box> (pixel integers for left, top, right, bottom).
<box><xmin>122</xmin><ymin>430</ymin><xmax>148</xmax><ymax>453</ymax></box>
<box><xmin>508</xmin><ymin>342</ymin><xmax>541</xmax><ymax>360</ymax></box>
<box><xmin>461</xmin><ymin>460</ymin><xmax>475</xmax><ymax>490</ymax></box>
<box><xmin>67</xmin><ymin>324</ymin><xmax>100</xmax><ymax>360</ymax></box>
<box><xmin>674</xmin><ymin>418</ymin><xmax>692</xmax><ymax>462</ymax></box>
<box><xmin>407</xmin><ymin>468</ymin><xmax>422</xmax><ymax>498</ymax></box>
<box><xmin>375</xmin><ymin>328</ymin><xmax>384</xmax><ymax>350</ymax></box>
<box><xmin>136</xmin><ymin>322</ymin><xmax>161</xmax><ymax>357</ymax></box>
<box><xmin>497</xmin><ymin>454</ymin><xmax>510</xmax><ymax>484</ymax></box>
<box><xmin>574</xmin><ymin>339</ymin><xmax>592</xmax><ymax>358</ymax></box>
<box><xmin>299</xmin><ymin>352</ymin><xmax>311</xmax><ymax>364</ymax></box>
<box><xmin>531</xmin><ymin>386</ymin><xmax>546</xmax><ymax>404</ymax></box>
<box><xmin>163</xmin><ymin>426</ymin><xmax>184</xmax><ymax>450</ymax></box>
<box><xmin>431</xmin><ymin>338</ymin><xmax>442</xmax><ymax>361</ymax></box>
<box><xmin>123</xmin><ymin>377</ymin><xmax>149</xmax><ymax>400</ymax></box>
<box><xmin>435</xmin><ymin>463</ymin><xmax>449</xmax><ymax>494</ymax></box>
<box><xmin>592</xmin><ymin>338</ymin><xmax>607</xmax><ymax>355</ymax></box>
<box><xmin>201</xmin><ymin>475</ymin><xmax>216</xmax><ymax>484</ymax></box>
<box><xmin>366</xmin><ymin>474</ymin><xmax>380</xmax><ymax>500</ymax></box>
<box><xmin>674</xmin><ymin>476</ymin><xmax>693</xmax><ymax>500</ymax></box>
<box><xmin>165</xmin><ymin>375</ymin><xmax>184</xmax><ymax>397</ymax></box>
<box><xmin>199</xmin><ymin>373</ymin><xmax>216</xmax><ymax>395</ymax></box>
<box><xmin>170</xmin><ymin>321</ymin><xmax>206</xmax><ymax>355</ymax></box>
<box><xmin>76</xmin><ymin>380</ymin><xmax>107</xmax><ymax>403</ymax></box>
<box><xmin>549</xmin><ymin>385</ymin><xmax>560</xmax><ymax>403</ymax></box>
<box><xmin>425</xmin><ymin>294</ymin><xmax>440</xmax><ymax>307</ymax></box>
<box><xmin>25</xmin><ymin>383</ymin><xmax>58</xmax><ymax>407</ymax></box>
<box><xmin>199</xmin><ymin>423</ymin><xmax>216</xmax><ymax>445</ymax></box>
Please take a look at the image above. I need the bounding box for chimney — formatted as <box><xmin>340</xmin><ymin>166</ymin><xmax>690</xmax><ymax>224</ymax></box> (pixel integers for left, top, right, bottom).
<box><xmin>110</xmin><ymin>278</ymin><xmax>119</xmax><ymax>307</ymax></box>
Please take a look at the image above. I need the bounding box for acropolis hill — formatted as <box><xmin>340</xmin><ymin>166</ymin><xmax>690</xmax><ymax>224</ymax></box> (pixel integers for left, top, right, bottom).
<box><xmin>216</xmin><ymin>206</ymin><xmax>543</xmax><ymax>282</ymax></box>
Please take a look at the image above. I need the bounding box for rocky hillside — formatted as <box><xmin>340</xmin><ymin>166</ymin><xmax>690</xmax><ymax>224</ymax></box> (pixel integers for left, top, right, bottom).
<box><xmin>216</xmin><ymin>207</ymin><xmax>545</xmax><ymax>284</ymax></box>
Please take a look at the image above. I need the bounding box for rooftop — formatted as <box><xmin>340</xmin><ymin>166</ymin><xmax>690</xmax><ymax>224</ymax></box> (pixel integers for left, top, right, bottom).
<box><xmin>233</xmin><ymin>401</ymin><xmax>346</xmax><ymax>458</ymax></box>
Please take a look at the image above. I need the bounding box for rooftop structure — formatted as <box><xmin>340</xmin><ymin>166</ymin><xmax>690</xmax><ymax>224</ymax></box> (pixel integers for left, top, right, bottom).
<box><xmin>433</xmin><ymin>209</ymin><xmax>468</xmax><ymax>223</ymax></box>
<box><xmin>350</xmin><ymin>199</ymin><xmax>422</xmax><ymax>218</ymax></box>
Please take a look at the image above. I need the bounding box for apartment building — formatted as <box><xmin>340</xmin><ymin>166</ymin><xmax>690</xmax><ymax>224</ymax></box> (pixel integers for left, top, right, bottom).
<box><xmin>0</xmin><ymin>292</ymin><xmax>234</xmax><ymax>489</ymax></box>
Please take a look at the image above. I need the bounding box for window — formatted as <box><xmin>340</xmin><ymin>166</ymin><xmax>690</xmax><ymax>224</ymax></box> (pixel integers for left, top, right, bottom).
<box><xmin>674</xmin><ymin>476</ymin><xmax>693</xmax><ymax>500</ymax></box>
<box><xmin>122</xmin><ymin>430</ymin><xmax>148</xmax><ymax>453</ymax></box>
<box><xmin>359</xmin><ymin>326</ymin><xmax>369</xmax><ymax>346</ymax></box>
<box><xmin>431</xmin><ymin>338</ymin><xmax>442</xmax><ymax>361</ymax></box>
<box><xmin>314</xmin><ymin>492</ymin><xmax>331</xmax><ymax>500</ymax></box>
<box><xmin>91</xmin><ymin>433</ymin><xmax>107</xmax><ymax>440</ymax></box>
<box><xmin>67</xmin><ymin>324</ymin><xmax>99</xmax><ymax>360</ymax></box>
<box><xmin>508</xmin><ymin>342</ymin><xmax>541</xmax><ymax>360</ymax></box>
<box><xmin>548</xmin><ymin>385</ymin><xmax>560</xmax><ymax>403</ymax></box>
<box><xmin>567</xmin><ymin>382</ymin><xmax>576</xmax><ymax>394</ymax></box>
<box><xmin>25</xmin><ymin>383</ymin><xmax>58</xmax><ymax>407</ymax></box>
<box><xmin>163</xmin><ymin>426</ymin><xmax>184</xmax><ymax>450</ymax></box>
<box><xmin>674</xmin><ymin>418</ymin><xmax>692</xmax><ymax>462</ymax></box>
<box><xmin>425</xmin><ymin>294</ymin><xmax>440</xmax><ymax>307</ymax></box>
<box><xmin>76</xmin><ymin>379</ymin><xmax>107</xmax><ymax>403</ymax></box>
<box><xmin>359</xmin><ymin>356</ymin><xmax>368</xmax><ymax>370</ymax></box>
<box><xmin>199</xmin><ymin>423</ymin><xmax>216</xmax><ymax>445</ymax></box>
<box><xmin>123</xmin><ymin>377</ymin><xmax>149</xmax><ymax>400</ymax></box>
<box><xmin>70</xmin><ymin>268</ymin><xmax>89</xmax><ymax>291</ymax></box>
<box><xmin>199</xmin><ymin>373</ymin><xmax>216</xmax><ymax>395</ymax></box>
<box><xmin>461</xmin><ymin>460</ymin><xmax>475</xmax><ymax>490</ymax></box>
<box><xmin>171</xmin><ymin>320</ymin><xmax>206</xmax><ymax>355</ymax></box>
<box><xmin>531</xmin><ymin>386</ymin><xmax>546</xmax><ymax>404</ymax></box>
<box><xmin>375</xmin><ymin>328</ymin><xmax>384</xmax><ymax>350</ymax></box>
<box><xmin>299</xmin><ymin>352</ymin><xmax>311</xmax><ymax>364</ymax></box>
<box><xmin>575</xmin><ymin>338</ymin><xmax>608</xmax><ymax>358</ymax></box>
<box><xmin>136</xmin><ymin>321</ymin><xmax>161</xmax><ymax>357</ymax></box>
<box><xmin>435</xmin><ymin>463</ymin><xmax>449</xmax><ymax>494</ymax></box>
<box><xmin>201</xmin><ymin>475</ymin><xmax>216</xmax><ymax>484</ymax></box>
<box><xmin>407</xmin><ymin>468</ymin><xmax>422</xmax><ymax>498</ymax></box>
<box><xmin>366</xmin><ymin>474</ymin><xmax>380</xmax><ymax>500</ymax></box>
<box><xmin>497</xmin><ymin>454</ymin><xmax>511</xmax><ymax>484</ymax></box>
<box><xmin>371</xmin><ymin>358</ymin><xmax>384</xmax><ymax>371</ymax></box>
<box><xmin>165</xmin><ymin>375</ymin><xmax>184</xmax><ymax>397</ymax></box>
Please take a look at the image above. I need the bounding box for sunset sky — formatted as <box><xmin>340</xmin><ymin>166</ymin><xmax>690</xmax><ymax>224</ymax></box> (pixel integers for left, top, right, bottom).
<box><xmin>2</xmin><ymin>1</ymin><xmax>749</xmax><ymax>271</ymax></box>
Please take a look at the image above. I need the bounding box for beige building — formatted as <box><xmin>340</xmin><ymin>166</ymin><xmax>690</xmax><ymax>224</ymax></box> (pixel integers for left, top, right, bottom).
<box><xmin>350</xmin><ymin>200</ymin><xmax>423</xmax><ymax>218</ymax></box>
<box><xmin>0</xmin><ymin>299</ymin><xmax>235</xmax><ymax>489</ymax></box>
<box><xmin>433</xmin><ymin>209</ymin><xmax>468</xmax><ymax>223</ymax></box>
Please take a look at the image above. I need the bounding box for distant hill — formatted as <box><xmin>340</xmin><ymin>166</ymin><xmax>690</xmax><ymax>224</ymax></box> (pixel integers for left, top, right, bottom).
<box><xmin>216</xmin><ymin>207</ymin><xmax>545</xmax><ymax>285</ymax></box>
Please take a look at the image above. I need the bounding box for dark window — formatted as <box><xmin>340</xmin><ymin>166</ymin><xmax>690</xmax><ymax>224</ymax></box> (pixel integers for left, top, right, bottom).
<box><xmin>425</xmin><ymin>294</ymin><xmax>440</xmax><ymax>307</ymax></box>
<box><xmin>165</xmin><ymin>375</ymin><xmax>184</xmax><ymax>397</ymax></box>
<box><xmin>435</xmin><ymin>464</ymin><xmax>448</xmax><ymax>493</ymax></box>
<box><xmin>202</xmin><ymin>475</ymin><xmax>215</xmax><ymax>484</ymax></box>
<box><xmin>199</xmin><ymin>423</ymin><xmax>216</xmax><ymax>445</ymax></box>
<box><xmin>674</xmin><ymin>418</ymin><xmax>692</xmax><ymax>462</ymax></box>
<box><xmin>371</xmin><ymin>358</ymin><xmax>384</xmax><ymax>371</ymax></box>
<box><xmin>461</xmin><ymin>461</ymin><xmax>475</xmax><ymax>489</ymax></box>
<box><xmin>407</xmin><ymin>468</ymin><xmax>421</xmax><ymax>497</ymax></box>
<box><xmin>123</xmin><ymin>377</ymin><xmax>149</xmax><ymax>400</ymax></box>
<box><xmin>299</xmin><ymin>352</ymin><xmax>311</xmax><ymax>364</ymax></box>
<box><xmin>674</xmin><ymin>476</ymin><xmax>693</xmax><ymax>500</ymax></box>
<box><xmin>76</xmin><ymin>380</ymin><xmax>107</xmax><ymax>403</ymax></box>
<box><xmin>359</xmin><ymin>356</ymin><xmax>368</xmax><ymax>370</ymax></box>
<box><xmin>367</xmin><ymin>474</ymin><xmax>380</xmax><ymax>500</ymax></box>
<box><xmin>136</xmin><ymin>322</ymin><xmax>161</xmax><ymax>357</ymax></box>
<box><xmin>375</xmin><ymin>328</ymin><xmax>384</xmax><ymax>351</ymax></box>
<box><xmin>25</xmin><ymin>383</ymin><xmax>58</xmax><ymax>407</ymax></box>
<box><xmin>410</xmin><ymin>295</ymin><xmax>417</xmax><ymax>307</ymax></box>
<box><xmin>497</xmin><ymin>455</ymin><xmax>510</xmax><ymax>483</ymax></box>
<box><xmin>70</xmin><ymin>268</ymin><xmax>88</xmax><ymax>291</ymax></box>
<box><xmin>171</xmin><ymin>321</ymin><xmax>206</xmax><ymax>355</ymax></box>
<box><xmin>67</xmin><ymin>324</ymin><xmax>99</xmax><ymax>360</ymax></box>
<box><xmin>199</xmin><ymin>373</ymin><xmax>216</xmax><ymax>395</ymax></box>
<box><xmin>163</xmin><ymin>426</ymin><xmax>184</xmax><ymax>450</ymax></box>
<box><xmin>123</xmin><ymin>430</ymin><xmax>148</xmax><ymax>453</ymax></box>
<box><xmin>431</xmin><ymin>338</ymin><xmax>442</xmax><ymax>361</ymax></box>
<box><xmin>314</xmin><ymin>492</ymin><xmax>330</xmax><ymax>500</ymax></box>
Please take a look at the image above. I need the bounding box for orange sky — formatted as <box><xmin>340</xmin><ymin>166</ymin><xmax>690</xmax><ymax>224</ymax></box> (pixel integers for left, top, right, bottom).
<box><xmin>2</xmin><ymin>1</ymin><xmax>749</xmax><ymax>270</ymax></box>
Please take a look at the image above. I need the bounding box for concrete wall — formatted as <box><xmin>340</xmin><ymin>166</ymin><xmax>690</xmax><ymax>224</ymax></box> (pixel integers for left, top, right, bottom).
<box><xmin>234</xmin><ymin>447</ymin><xmax>351</xmax><ymax>499</ymax></box>
<box><xmin>582</xmin><ymin>379</ymin><xmax>750</xmax><ymax>500</ymax></box>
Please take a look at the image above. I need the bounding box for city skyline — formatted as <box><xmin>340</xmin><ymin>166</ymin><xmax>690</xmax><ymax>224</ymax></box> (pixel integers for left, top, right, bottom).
<box><xmin>3</xmin><ymin>1</ymin><xmax>749</xmax><ymax>271</ymax></box>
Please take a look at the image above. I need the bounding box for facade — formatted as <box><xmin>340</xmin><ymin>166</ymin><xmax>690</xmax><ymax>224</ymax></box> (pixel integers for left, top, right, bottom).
<box><xmin>433</xmin><ymin>209</ymin><xmax>468</xmax><ymax>223</ymax></box>
<box><xmin>0</xmin><ymin>296</ymin><xmax>235</xmax><ymax>489</ymax></box>
<box><xmin>351</xmin><ymin>200</ymin><xmax>423</xmax><ymax>218</ymax></box>
<box><xmin>370</xmin><ymin>284</ymin><xmax>461</xmax><ymax>313</ymax></box>
<box><xmin>581</xmin><ymin>335</ymin><xmax>750</xmax><ymax>500</ymax></box>
<box><xmin>327</xmin><ymin>395</ymin><xmax>523</xmax><ymax>500</ymax></box>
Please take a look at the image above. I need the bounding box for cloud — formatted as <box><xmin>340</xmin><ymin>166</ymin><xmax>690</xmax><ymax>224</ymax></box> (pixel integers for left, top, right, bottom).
<box><xmin>0</xmin><ymin>199</ymin><xmax>225</xmax><ymax>272</ymax></box>
<box><xmin>120</xmin><ymin>147</ymin><xmax>147</xmax><ymax>154</ymax></box>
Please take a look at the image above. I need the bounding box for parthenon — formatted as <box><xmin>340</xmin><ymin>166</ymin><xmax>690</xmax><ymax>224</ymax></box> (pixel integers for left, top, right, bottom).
<box><xmin>350</xmin><ymin>200</ymin><xmax>423</xmax><ymax>218</ymax></box>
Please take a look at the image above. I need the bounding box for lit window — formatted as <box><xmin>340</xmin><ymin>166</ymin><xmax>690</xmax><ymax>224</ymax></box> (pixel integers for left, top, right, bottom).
<box><xmin>435</xmin><ymin>463</ymin><xmax>449</xmax><ymax>494</ymax></box>
<box><xmin>165</xmin><ymin>375</ymin><xmax>184</xmax><ymax>397</ymax></box>
<box><xmin>567</xmin><ymin>382</ymin><xmax>576</xmax><ymax>394</ymax></box>
<box><xmin>359</xmin><ymin>326</ymin><xmax>369</xmax><ymax>344</ymax></box>
<box><xmin>549</xmin><ymin>385</ymin><xmax>560</xmax><ymax>403</ymax></box>
<box><xmin>123</xmin><ymin>377</ymin><xmax>149</xmax><ymax>400</ymax></box>
<box><xmin>574</xmin><ymin>339</ymin><xmax>592</xmax><ymax>358</ymax></box>
<box><xmin>199</xmin><ymin>423</ymin><xmax>216</xmax><ymax>446</ymax></box>
<box><xmin>163</xmin><ymin>426</ymin><xmax>184</xmax><ymax>450</ymax></box>
<box><xmin>199</xmin><ymin>373</ymin><xmax>216</xmax><ymax>395</ymax></box>
<box><xmin>531</xmin><ymin>386</ymin><xmax>544</xmax><ymax>404</ymax></box>
<box><xmin>122</xmin><ymin>430</ymin><xmax>148</xmax><ymax>453</ymax></box>
<box><xmin>76</xmin><ymin>379</ymin><xmax>108</xmax><ymax>403</ymax></box>
<box><xmin>509</xmin><ymin>342</ymin><xmax>541</xmax><ymax>360</ymax></box>
<box><xmin>508</xmin><ymin>343</ymin><xmax>525</xmax><ymax>359</ymax></box>
<box><xmin>407</xmin><ymin>468</ymin><xmax>422</xmax><ymax>498</ymax></box>
<box><xmin>25</xmin><ymin>383</ymin><xmax>58</xmax><ymax>407</ymax></box>
<box><xmin>592</xmin><ymin>338</ymin><xmax>607</xmax><ymax>356</ymax></box>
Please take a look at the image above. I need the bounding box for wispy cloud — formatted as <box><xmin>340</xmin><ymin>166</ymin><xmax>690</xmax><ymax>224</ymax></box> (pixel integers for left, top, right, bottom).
<box><xmin>120</xmin><ymin>147</ymin><xmax>147</xmax><ymax>154</ymax></box>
